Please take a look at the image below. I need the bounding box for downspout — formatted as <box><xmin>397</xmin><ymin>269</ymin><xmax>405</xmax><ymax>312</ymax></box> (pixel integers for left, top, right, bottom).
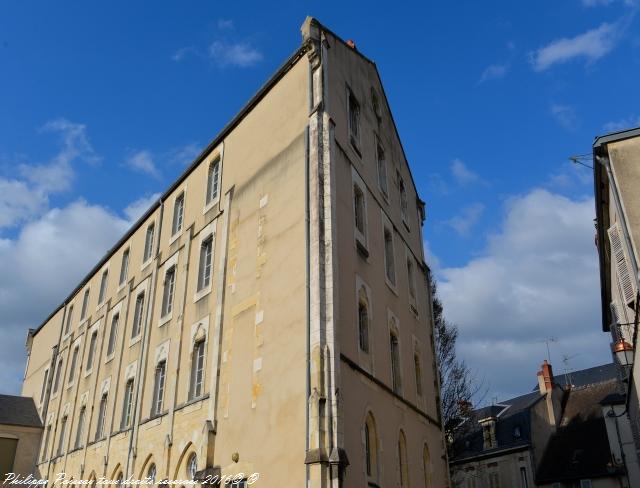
<box><xmin>126</xmin><ymin>199</ymin><xmax>164</xmax><ymax>481</ymax></box>
<box><xmin>43</xmin><ymin>305</ymin><xmax>68</xmax><ymax>481</ymax></box>
<box><xmin>305</xmin><ymin>123</ymin><xmax>311</xmax><ymax>486</ymax></box>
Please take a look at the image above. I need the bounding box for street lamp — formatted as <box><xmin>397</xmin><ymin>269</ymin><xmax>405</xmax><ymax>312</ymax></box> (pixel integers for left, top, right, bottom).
<box><xmin>614</xmin><ymin>339</ymin><xmax>634</xmax><ymax>368</ymax></box>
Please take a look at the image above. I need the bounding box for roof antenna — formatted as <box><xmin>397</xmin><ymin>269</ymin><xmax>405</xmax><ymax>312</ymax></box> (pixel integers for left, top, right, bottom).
<box><xmin>562</xmin><ymin>353</ymin><xmax>579</xmax><ymax>388</ymax></box>
<box><xmin>540</xmin><ymin>337</ymin><xmax>557</xmax><ymax>363</ymax></box>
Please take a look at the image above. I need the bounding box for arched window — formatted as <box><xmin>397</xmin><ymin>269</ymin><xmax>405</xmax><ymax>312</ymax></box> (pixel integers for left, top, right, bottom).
<box><xmin>147</xmin><ymin>463</ymin><xmax>157</xmax><ymax>485</ymax></box>
<box><xmin>398</xmin><ymin>430</ymin><xmax>409</xmax><ymax>487</ymax></box>
<box><xmin>354</xmin><ymin>184</ymin><xmax>366</xmax><ymax>236</ymax></box>
<box><xmin>358</xmin><ymin>299</ymin><xmax>369</xmax><ymax>353</ymax></box>
<box><xmin>390</xmin><ymin>331</ymin><xmax>401</xmax><ymax>394</ymax></box>
<box><xmin>364</xmin><ymin>413</ymin><xmax>378</xmax><ymax>481</ymax></box>
<box><xmin>423</xmin><ymin>443</ymin><xmax>431</xmax><ymax>488</ymax></box>
<box><xmin>116</xmin><ymin>472</ymin><xmax>123</xmax><ymax>488</ymax></box>
<box><xmin>189</xmin><ymin>341</ymin><xmax>205</xmax><ymax>400</ymax></box>
<box><xmin>187</xmin><ymin>453</ymin><xmax>198</xmax><ymax>480</ymax></box>
<box><xmin>152</xmin><ymin>361</ymin><xmax>166</xmax><ymax>415</ymax></box>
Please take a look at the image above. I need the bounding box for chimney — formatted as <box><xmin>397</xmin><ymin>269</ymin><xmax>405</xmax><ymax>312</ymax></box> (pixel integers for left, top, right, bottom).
<box><xmin>537</xmin><ymin>360</ymin><xmax>555</xmax><ymax>394</ymax></box>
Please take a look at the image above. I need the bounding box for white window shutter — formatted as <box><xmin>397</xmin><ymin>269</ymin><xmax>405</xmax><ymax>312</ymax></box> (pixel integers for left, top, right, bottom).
<box><xmin>608</xmin><ymin>223</ymin><xmax>637</xmax><ymax>306</ymax></box>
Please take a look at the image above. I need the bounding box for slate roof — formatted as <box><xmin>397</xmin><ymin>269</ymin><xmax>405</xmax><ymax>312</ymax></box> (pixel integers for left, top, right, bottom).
<box><xmin>536</xmin><ymin>380</ymin><xmax>622</xmax><ymax>483</ymax></box>
<box><xmin>532</xmin><ymin>363</ymin><xmax>619</xmax><ymax>391</ymax></box>
<box><xmin>0</xmin><ymin>394</ymin><xmax>43</xmax><ymax>428</ymax></box>
<box><xmin>452</xmin><ymin>363</ymin><xmax>620</xmax><ymax>464</ymax></box>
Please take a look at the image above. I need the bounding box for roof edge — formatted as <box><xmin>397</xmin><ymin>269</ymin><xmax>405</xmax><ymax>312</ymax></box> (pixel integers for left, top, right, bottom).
<box><xmin>31</xmin><ymin>43</ymin><xmax>309</xmax><ymax>338</ymax></box>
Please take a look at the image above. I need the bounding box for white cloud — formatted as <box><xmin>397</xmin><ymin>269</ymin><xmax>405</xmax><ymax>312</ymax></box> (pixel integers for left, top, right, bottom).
<box><xmin>603</xmin><ymin>115</ymin><xmax>640</xmax><ymax>132</ymax></box>
<box><xmin>446</xmin><ymin>203</ymin><xmax>485</xmax><ymax>236</ymax></box>
<box><xmin>530</xmin><ymin>22</ymin><xmax>620</xmax><ymax>71</ymax></box>
<box><xmin>124</xmin><ymin>193</ymin><xmax>161</xmax><ymax>222</ymax></box>
<box><xmin>478</xmin><ymin>63</ymin><xmax>508</xmax><ymax>83</ymax></box>
<box><xmin>168</xmin><ymin>143</ymin><xmax>201</xmax><ymax>166</ymax></box>
<box><xmin>550</xmin><ymin>104</ymin><xmax>579</xmax><ymax>130</ymax></box>
<box><xmin>209</xmin><ymin>41</ymin><xmax>263</xmax><ymax>67</ymax></box>
<box><xmin>583</xmin><ymin>0</ymin><xmax>636</xmax><ymax>6</ymax></box>
<box><xmin>451</xmin><ymin>159</ymin><xmax>484</xmax><ymax>186</ymax></box>
<box><xmin>217</xmin><ymin>19</ymin><xmax>234</xmax><ymax>30</ymax></box>
<box><xmin>171</xmin><ymin>46</ymin><xmax>197</xmax><ymax>62</ymax></box>
<box><xmin>437</xmin><ymin>189</ymin><xmax>610</xmax><ymax>400</ymax></box>
<box><xmin>0</xmin><ymin>118</ymin><xmax>98</xmax><ymax>228</ymax></box>
<box><xmin>126</xmin><ymin>150</ymin><xmax>160</xmax><ymax>178</ymax></box>
<box><xmin>0</xmin><ymin>200</ymin><xmax>130</xmax><ymax>394</ymax></box>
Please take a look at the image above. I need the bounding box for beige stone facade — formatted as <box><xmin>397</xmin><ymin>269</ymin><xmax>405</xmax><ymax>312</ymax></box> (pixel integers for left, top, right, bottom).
<box><xmin>594</xmin><ymin>128</ymin><xmax>640</xmax><ymax>487</ymax></box>
<box><xmin>21</xmin><ymin>18</ymin><xmax>448</xmax><ymax>488</ymax></box>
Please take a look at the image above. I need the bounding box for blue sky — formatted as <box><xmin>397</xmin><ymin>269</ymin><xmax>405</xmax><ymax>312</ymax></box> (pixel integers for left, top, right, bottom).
<box><xmin>1</xmin><ymin>0</ymin><xmax>638</xmax><ymax>399</ymax></box>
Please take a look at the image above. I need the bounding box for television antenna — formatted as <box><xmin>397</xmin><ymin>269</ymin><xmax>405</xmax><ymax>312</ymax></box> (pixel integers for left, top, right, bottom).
<box><xmin>561</xmin><ymin>353</ymin><xmax>579</xmax><ymax>388</ymax></box>
<box><xmin>539</xmin><ymin>337</ymin><xmax>557</xmax><ymax>362</ymax></box>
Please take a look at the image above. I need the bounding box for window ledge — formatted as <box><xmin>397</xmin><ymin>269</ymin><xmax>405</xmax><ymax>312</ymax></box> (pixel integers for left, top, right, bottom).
<box><xmin>83</xmin><ymin>368</ymin><xmax>93</xmax><ymax>379</ymax></box>
<box><xmin>356</xmin><ymin>240</ymin><xmax>369</xmax><ymax>259</ymax></box>
<box><xmin>194</xmin><ymin>286</ymin><xmax>212</xmax><ymax>303</ymax></box>
<box><xmin>350</xmin><ymin>136</ymin><xmax>362</xmax><ymax>158</ymax></box>
<box><xmin>402</xmin><ymin>218</ymin><xmax>411</xmax><ymax>232</ymax></box>
<box><xmin>140</xmin><ymin>258</ymin><xmax>153</xmax><ymax>272</ymax></box>
<box><xmin>158</xmin><ymin>312</ymin><xmax>172</xmax><ymax>327</ymax></box>
<box><xmin>203</xmin><ymin>199</ymin><xmax>220</xmax><ymax>215</ymax></box>
<box><xmin>385</xmin><ymin>278</ymin><xmax>398</xmax><ymax>296</ymax></box>
<box><xmin>129</xmin><ymin>334</ymin><xmax>142</xmax><ymax>348</ymax></box>
<box><xmin>105</xmin><ymin>354</ymin><xmax>115</xmax><ymax>365</ymax></box>
<box><xmin>169</xmin><ymin>231</ymin><xmax>182</xmax><ymax>246</ymax></box>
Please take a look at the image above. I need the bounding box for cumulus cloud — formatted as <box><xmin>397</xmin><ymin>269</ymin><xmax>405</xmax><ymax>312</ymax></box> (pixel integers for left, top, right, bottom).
<box><xmin>550</xmin><ymin>104</ymin><xmax>579</xmax><ymax>130</ymax></box>
<box><xmin>0</xmin><ymin>200</ymin><xmax>130</xmax><ymax>394</ymax></box>
<box><xmin>209</xmin><ymin>41</ymin><xmax>263</xmax><ymax>67</ymax></box>
<box><xmin>446</xmin><ymin>203</ymin><xmax>485</xmax><ymax>236</ymax></box>
<box><xmin>168</xmin><ymin>143</ymin><xmax>201</xmax><ymax>166</ymax></box>
<box><xmin>124</xmin><ymin>193</ymin><xmax>161</xmax><ymax>222</ymax></box>
<box><xmin>478</xmin><ymin>63</ymin><xmax>508</xmax><ymax>83</ymax></box>
<box><xmin>171</xmin><ymin>46</ymin><xmax>197</xmax><ymax>62</ymax></box>
<box><xmin>437</xmin><ymin>189</ymin><xmax>611</xmax><ymax>400</ymax></box>
<box><xmin>451</xmin><ymin>159</ymin><xmax>485</xmax><ymax>186</ymax></box>
<box><xmin>126</xmin><ymin>150</ymin><xmax>160</xmax><ymax>178</ymax></box>
<box><xmin>0</xmin><ymin>118</ymin><xmax>98</xmax><ymax>228</ymax></box>
<box><xmin>603</xmin><ymin>115</ymin><xmax>640</xmax><ymax>132</ymax></box>
<box><xmin>530</xmin><ymin>21</ymin><xmax>621</xmax><ymax>71</ymax></box>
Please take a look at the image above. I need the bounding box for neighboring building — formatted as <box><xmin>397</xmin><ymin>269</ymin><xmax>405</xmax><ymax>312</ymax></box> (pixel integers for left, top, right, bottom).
<box><xmin>0</xmin><ymin>394</ymin><xmax>43</xmax><ymax>479</ymax></box>
<box><xmin>20</xmin><ymin>17</ymin><xmax>448</xmax><ymax>488</ymax></box>
<box><xmin>450</xmin><ymin>361</ymin><xmax>636</xmax><ymax>488</ymax></box>
<box><xmin>593</xmin><ymin>127</ymin><xmax>640</xmax><ymax>479</ymax></box>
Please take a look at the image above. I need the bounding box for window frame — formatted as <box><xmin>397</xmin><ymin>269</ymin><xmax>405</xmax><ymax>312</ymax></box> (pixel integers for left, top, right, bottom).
<box><xmin>80</xmin><ymin>288</ymin><xmax>90</xmax><ymax>322</ymax></box>
<box><xmin>143</xmin><ymin>223</ymin><xmax>155</xmax><ymax>265</ymax></box>
<box><xmin>376</xmin><ymin>137</ymin><xmax>389</xmax><ymax>199</ymax></box>
<box><xmin>171</xmin><ymin>191</ymin><xmax>186</xmax><ymax>239</ymax></box>
<box><xmin>119</xmin><ymin>248</ymin><xmax>130</xmax><ymax>288</ymax></box>
<box><xmin>352</xmin><ymin>169</ymin><xmax>368</xmax><ymax>256</ymax></box>
<box><xmin>382</xmin><ymin>214</ymin><xmax>397</xmax><ymax>290</ymax></box>
<box><xmin>152</xmin><ymin>360</ymin><xmax>166</xmax><ymax>416</ymax></box>
<box><xmin>131</xmin><ymin>292</ymin><xmax>145</xmax><ymax>341</ymax></box>
<box><xmin>97</xmin><ymin>268</ymin><xmax>109</xmax><ymax>307</ymax></box>
<box><xmin>346</xmin><ymin>85</ymin><xmax>361</xmax><ymax>153</ymax></box>
<box><xmin>121</xmin><ymin>379</ymin><xmax>134</xmax><ymax>431</ymax></box>
<box><xmin>160</xmin><ymin>265</ymin><xmax>177</xmax><ymax>321</ymax></box>
<box><xmin>95</xmin><ymin>393</ymin><xmax>108</xmax><ymax>441</ymax></box>
<box><xmin>106</xmin><ymin>312</ymin><xmax>120</xmax><ymax>360</ymax></box>
<box><xmin>204</xmin><ymin>157</ymin><xmax>222</xmax><ymax>211</ymax></box>
<box><xmin>189</xmin><ymin>340</ymin><xmax>206</xmax><ymax>401</ymax></box>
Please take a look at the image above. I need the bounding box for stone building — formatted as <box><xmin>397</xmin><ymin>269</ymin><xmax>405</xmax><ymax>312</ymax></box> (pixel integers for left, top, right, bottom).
<box><xmin>0</xmin><ymin>394</ymin><xmax>43</xmax><ymax>479</ymax></box>
<box><xmin>593</xmin><ymin>127</ymin><xmax>640</xmax><ymax>485</ymax></box>
<box><xmin>20</xmin><ymin>17</ymin><xmax>448</xmax><ymax>488</ymax></box>
<box><xmin>450</xmin><ymin>362</ymin><xmax>636</xmax><ymax>488</ymax></box>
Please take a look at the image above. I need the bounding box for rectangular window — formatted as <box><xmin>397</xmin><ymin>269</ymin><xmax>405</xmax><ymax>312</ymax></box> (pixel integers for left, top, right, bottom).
<box><xmin>107</xmin><ymin>313</ymin><xmax>119</xmax><ymax>357</ymax></box>
<box><xmin>377</xmin><ymin>142</ymin><xmax>388</xmax><ymax>197</ymax></box>
<box><xmin>152</xmin><ymin>361</ymin><xmax>166</xmax><ymax>415</ymax></box>
<box><xmin>41</xmin><ymin>425</ymin><xmax>51</xmax><ymax>461</ymax></box>
<box><xmin>80</xmin><ymin>289</ymin><xmax>90</xmax><ymax>321</ymax></box>
<box><xmin>172</xmin><ymin>193</ymin><xmax>185</xmax><ymax>236</ymax></box>
<box><xmin>86</xmin><ymin>331</ymin><xmax>98</xmax><ymax>371</ymax></box>
<box><xmin>206</xmin><ymin>159</ymin><xmax>221</xmax><ymax>205</ymax></box>
<box><xmin>121</xmin><ymin>379</ymin><xmax>134</xmax><ymax>430</ymax></box>
<box><xmin>354</xmin><ymin>185</ymin><xmax>366</xmax><ymax>236</ymax></box>
<box><xmin>98</xmin><ymin>270</ymin><xmax>108</xmax><ymax>304</ymax></box>
<box><xmin>65</xmin><ymin>305</ymin><xmax>74</xmax><ymax>335</ymax></box>
<box><xmin>131</xmin><ymin>293</ymin><xmax>145</xmax><ymax>338</ymax></box>
<box><xmin>580</xmin><ymin>481</ymin><xmax>592</xmax><ymax>488</ymax></box>
<box><xmin>57</xmin><ymin>415</ymin><xmax>67</xmax><ymax>456</ymax></box>
<box><xmin>197</xmin><ymin>237</ymin><xmax>213</xmax><ymax>291</ymax></box>
<box><xmin>407</xmin><ymin>257</ymin><xmax>416</xmax><ymax>302</ymax></box>
<box><xmin>95</xmin><ymin>394</ymin><xmax>107</xmax><ymax>440</ymax></box>
<box><xmin>390</xmin><ymin>333</ymin><xmax>401</xmax><ymax>394</ymax></box>
<box><xmin>40</xmin><ymin>369</ymin><xmax>49</xmax><ymax>403</ymax></box>
<box><xmin>119</xmin><ymin>249</ymin><xmax>130</xmax><ymax>286</ymax></box>
<box><xmin>144</xmin><ymin>224</ymin><xmax>155</xmax><ymax>262</ymax></box>
<box><xmin>384</xmin><ymin>227</ymin><xmax>396</xmax><ymax>285</ymax></box>
<box><xmin>75</xmin><ymin>406</ymin><xmax>86</xmax><ymax>449</ymax></box>
<box><xmin>53</xmin><ymin>358</ymin><xmax>62</xmax><ymax>394</ymax></box>
<box><xmin>347</xmin><ymin>88</ymin><xmax>360</xmax><ymax>147</ymax></box>
<box><xmin>68</xmin><ymin>346</ymin><xmax>79</xmax><ymax>383</ymax></box>
<box><xmin>399</xmin><ymin>174</ymin><xmax>409</xmax><ymax>225</ymax></box>
<box><xmin>415</xmin><ymin>354</ymin><xmax>423</xmax><ymax>397</ymax></box>
<box><xmin>520</xmin><ymin>467</ymin><xmax>528</xmax><ymax>488</ymax></box>
<box><xmin>161</xmin><ymin>266</ymin><xmax>176</xmax><ymax>317</ymax></box>
<box><xmin>358</xmin><ymin>302</ymin><xmax>369</xmax><ymax>353</ymax></box>
<box><xmin>189</xmin><ymin>341</ymin><xmax>205</xmax><ymax>400</ymax></box>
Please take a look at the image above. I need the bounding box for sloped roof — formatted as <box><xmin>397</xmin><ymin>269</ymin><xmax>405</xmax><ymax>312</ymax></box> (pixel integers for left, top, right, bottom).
<box><xmin>532</xmin><ymin>363</ymin><xmax>619</xmax><ymax>391</ymax></box>
<box><xmin>536</xmin><ymin>380</ymin><xmax>621</xmax><ymax>483</ymax></box>
<box><xmin>0</xmin><ymin>394</ymin><xmax>43</xmax><ymax>428</ymax></box>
